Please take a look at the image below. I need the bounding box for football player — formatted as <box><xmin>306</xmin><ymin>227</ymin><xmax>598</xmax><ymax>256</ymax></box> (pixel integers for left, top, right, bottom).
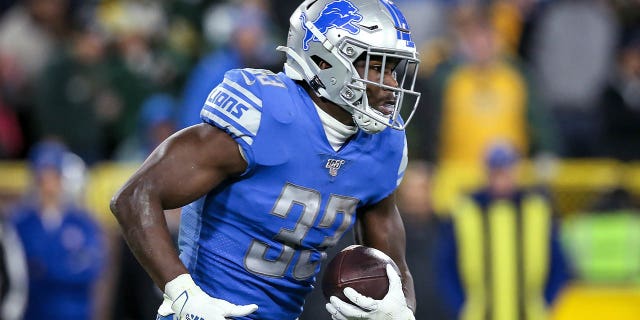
<box><xmin>110</xmin><ymin>0</ymin><xmax>421</xmax><ymax>319</ymax></box>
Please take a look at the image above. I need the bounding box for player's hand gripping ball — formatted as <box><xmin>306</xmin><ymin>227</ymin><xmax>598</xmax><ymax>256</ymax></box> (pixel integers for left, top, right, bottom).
<box><xmin>322</xmin><ymin>245</ymin><xmax>415</xmax><ymax>319</ymax></box>
<box><xmin>322</xmin><ymin>245</ymin><xmax>400</xmax><ymax>303</ymax></box>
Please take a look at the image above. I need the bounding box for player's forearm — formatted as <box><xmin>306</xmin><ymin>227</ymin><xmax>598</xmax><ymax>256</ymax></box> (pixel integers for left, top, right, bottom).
<box><xmin>110</xmin><ymin>186</ymin><xmax>188</xmax><ymax>289</ymax></box>
<box><xmin>357</xmin><ymin>202</ymin><xmax>416</xmax><ymax>313</ymax></box>
<box><xmin>356</xmin><ymin>218</ymin><xmax>416</xmax><ymax>313</ymax></box>
<box><xmin>400</xmin><ymin>266</ymin><xmax>416</xmax><ymax>313</ymax></box>
<box><xmin>379</xmin><ymin>239</ymin><xmax>416</xmax><ymax>313</ymax></box>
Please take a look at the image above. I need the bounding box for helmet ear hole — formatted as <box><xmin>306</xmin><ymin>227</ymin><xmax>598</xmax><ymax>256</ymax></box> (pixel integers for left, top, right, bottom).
<box><xmin>306</xmin><ymin>0</ymin><xmax>319</xmax><ymax>10</ymax></box>
<box><xmin>311</xmin><ymin>55</ymin><xmax>332</xmax><ymax>69</ymax></box>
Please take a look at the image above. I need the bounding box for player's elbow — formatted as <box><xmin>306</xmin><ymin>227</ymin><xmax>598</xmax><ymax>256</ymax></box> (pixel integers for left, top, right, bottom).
<box><xmin>109</xmin><ymin>190</ymin><xmax>126</xmax><ymax>221</ymax></box>
<box><xmin>110</xmin><ymin>185</ymin><xmax>136</xmax><ymax>223</ymax></box>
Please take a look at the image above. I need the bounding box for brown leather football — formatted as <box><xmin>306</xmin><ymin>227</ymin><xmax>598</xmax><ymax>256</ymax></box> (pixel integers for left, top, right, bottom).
<box><xmin>321</xmin><ymin>245</ymin><xmax>399</xmax><ymax>303</ymax></box>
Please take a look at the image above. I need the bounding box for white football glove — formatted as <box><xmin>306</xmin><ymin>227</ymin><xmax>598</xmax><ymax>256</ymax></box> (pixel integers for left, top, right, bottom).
<box><xmin>325</xmin><ymin>264</ymin><xmax>415</xmax><ymax>320</ymax></box>
<box><xmin>157</xmin><ymin>274</ymin><xmax>258</xmax><ymax>320</ymax></box>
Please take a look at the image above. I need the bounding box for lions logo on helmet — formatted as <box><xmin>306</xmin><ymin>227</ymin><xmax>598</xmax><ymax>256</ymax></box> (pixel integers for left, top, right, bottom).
<box><xmin>301</xmin><ymin>0</ymin><xmax>363</xmax><ymax>51</ymax></box>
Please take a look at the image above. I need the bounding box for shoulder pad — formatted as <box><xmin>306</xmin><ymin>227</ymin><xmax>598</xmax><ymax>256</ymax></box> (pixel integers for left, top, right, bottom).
<box><xmin>227</xmin><ymin>68</ymin><xmax>289</xmax><ymax>93</ymax></box>
<box><xmin>200</xmin><ymin>69</ymin><xmax>267</xmax><ymax>148</ymax></box>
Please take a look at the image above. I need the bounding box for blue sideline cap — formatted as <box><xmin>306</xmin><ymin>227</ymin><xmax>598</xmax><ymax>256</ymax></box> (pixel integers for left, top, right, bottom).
<box><xmin>28</xmin><ymin>141</ymin><xmax>68</xmax><ymax>174</ymax></box>
<box><xmin>139</xmin><ymin>93</ymin><xmax>176</xmax><ymax>129</ymax></box>
<box><xmin>485</xmin><ymin>143</ymin><xmax>518</xmax><ymax>169</ymax></box>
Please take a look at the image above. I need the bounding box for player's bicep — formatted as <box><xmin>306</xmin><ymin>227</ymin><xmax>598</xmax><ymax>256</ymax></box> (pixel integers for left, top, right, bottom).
<box><xmin>128</xmin><ymin>124</ymin><xmax>246</xmax><ymax>209</ymax></box>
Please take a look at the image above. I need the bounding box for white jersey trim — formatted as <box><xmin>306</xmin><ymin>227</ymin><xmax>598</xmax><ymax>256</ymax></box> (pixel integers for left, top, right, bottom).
<box><xmin>201</xmin><ymin>109</ymin><xmax>254</xmax><ymax>146</ymax></box>
<box><xmin>397</xmin><ymin>137</ymin><xmax>408</xmax><ymax>187</ymax></box>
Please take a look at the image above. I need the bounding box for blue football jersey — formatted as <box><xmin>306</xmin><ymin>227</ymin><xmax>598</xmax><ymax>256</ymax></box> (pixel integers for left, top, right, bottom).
<box><xmin>178</xmin><ymin>68</ymin><xmax>408</xmax><ymax>320</ymax></box>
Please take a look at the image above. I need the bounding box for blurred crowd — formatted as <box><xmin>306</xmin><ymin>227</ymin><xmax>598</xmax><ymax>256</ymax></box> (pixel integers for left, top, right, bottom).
<box><xmin>0</xmin><ymin>0</ymin><xmax>287</xmax><ymax>164</ymax></box>
<box><xmin>0</xmin><ymin>0</ymin><xmax>640</xmax><ymax>319</ymax></box>
<box><xmin>0</xmin><ymin>0</ymin><xmax>638</xmax><ymax>164</ymax></box>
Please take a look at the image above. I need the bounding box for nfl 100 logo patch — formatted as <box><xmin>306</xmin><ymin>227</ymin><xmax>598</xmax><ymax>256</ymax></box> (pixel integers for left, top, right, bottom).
<box><xmin>325</xmin><ymin>159</ymin><xmax>346</xmax><ymax>177</ymax></box>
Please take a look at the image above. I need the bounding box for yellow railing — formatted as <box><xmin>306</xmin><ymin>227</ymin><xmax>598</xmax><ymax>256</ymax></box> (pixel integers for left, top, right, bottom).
<box><xmin>0</xmin><ymin>161</ymin><xmax>138</xmax><ymax>227</ymax></box>
<box><xmin>551</xmin><ymin>283</ymin><xmax>640</xmax><ymax>320</ymax></box>
<box><xmin>432</xmin><ymin>159</ymin><xmax>639</xmax><ymax>215</ymax></box>
<box><xmin>4</xmin><ymin>159</ymin><xmax>639</xmax><ymax>219</ymax></box>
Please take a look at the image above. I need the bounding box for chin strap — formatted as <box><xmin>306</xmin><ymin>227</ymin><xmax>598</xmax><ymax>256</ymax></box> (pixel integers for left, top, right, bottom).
<box><xmin>353</xmin><ymin>111</ymin><xmax>387</xmax><ymax>134</ymax></box>
<box><xmin>351</xmin><ymin>92</ymin><xmax>387</xmax><ymax>134</ymax></box>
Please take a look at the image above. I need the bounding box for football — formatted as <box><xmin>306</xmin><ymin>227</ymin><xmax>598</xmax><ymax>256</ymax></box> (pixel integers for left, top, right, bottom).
<box><xmin>321</xmin><ymin>245</ymin><xmax>399</xmax><ymax>303</ymax></box>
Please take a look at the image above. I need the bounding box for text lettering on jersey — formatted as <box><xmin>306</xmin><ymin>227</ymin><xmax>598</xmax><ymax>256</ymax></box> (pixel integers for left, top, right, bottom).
<box><xmin>209</xmin><ymin>90</ymin><xmax>249</xmax><ymax>119</ymax></box>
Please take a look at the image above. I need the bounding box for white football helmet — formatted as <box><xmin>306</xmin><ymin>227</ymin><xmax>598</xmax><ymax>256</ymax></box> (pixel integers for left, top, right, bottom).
<box><xmin>277</xmin><ymin>0</ymin><xmax>421</xmax><ymax>133</ymax></box>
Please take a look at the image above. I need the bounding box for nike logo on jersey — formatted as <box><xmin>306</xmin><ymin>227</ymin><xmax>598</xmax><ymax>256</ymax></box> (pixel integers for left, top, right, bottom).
<box><xmin>241</xmin><ymin>71</ymin><xmax>256</xmax><ymax>86</ymax></box>
<box><xmin>326</xmin><ymin>159</ymin><xmax>345</xmax><ymax>177</ymax></box>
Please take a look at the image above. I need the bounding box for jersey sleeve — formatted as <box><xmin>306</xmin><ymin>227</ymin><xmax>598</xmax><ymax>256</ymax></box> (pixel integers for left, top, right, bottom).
<box><xmin>200</xmin><ymin>69</ymin><xmax>263</xmax><ymax>171</ymax></box>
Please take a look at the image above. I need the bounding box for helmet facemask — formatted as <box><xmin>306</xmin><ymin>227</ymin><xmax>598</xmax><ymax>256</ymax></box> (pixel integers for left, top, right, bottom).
<box><xmin>339</xmin><ymin>39</ymin><xmax>421</xmax><ymax>133</ymax></box>
<box><xmin>278</xmin><ymin>0</ymin><xmax>421</xmax><ymax>134</ymax></box>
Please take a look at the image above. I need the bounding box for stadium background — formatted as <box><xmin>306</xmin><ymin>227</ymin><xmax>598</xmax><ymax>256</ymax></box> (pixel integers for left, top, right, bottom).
<box><xmin>0</xmin><ymin>0</ymin><xmax>640</xmax><ymax>319</ymax></box>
